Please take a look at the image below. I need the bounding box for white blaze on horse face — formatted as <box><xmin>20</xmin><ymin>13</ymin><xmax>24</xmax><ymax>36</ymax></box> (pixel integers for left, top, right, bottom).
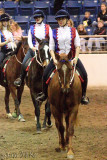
<box><xmin>43</xmin><ymin>45</ymin><xmax>49</xmax><ymax>64</ymax></box>
<box><xmin>62</xmin><ymin>64</ymin><xmax>67</xmax><ymax>86</ymax></box>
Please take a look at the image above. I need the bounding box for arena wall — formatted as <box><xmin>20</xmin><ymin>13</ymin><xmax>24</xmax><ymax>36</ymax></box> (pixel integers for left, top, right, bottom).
<box><xmin>79</xmin><ymin>54</ymin><xmax>107</xmax><ymax>86</ymax></box>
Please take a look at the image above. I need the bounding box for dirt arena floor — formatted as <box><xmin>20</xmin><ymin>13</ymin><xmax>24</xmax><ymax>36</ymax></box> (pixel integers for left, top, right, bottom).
<box><xmin>0</xmin><ymin>86</ymin><xmax>107</xmax><ymax>160</ymax></box>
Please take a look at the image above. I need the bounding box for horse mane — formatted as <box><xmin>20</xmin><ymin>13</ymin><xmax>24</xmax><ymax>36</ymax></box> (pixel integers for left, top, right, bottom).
<box><xmin>11</xmin><ymin>41</ymin><xmax>22</xmax><ymax>56</ymax></box>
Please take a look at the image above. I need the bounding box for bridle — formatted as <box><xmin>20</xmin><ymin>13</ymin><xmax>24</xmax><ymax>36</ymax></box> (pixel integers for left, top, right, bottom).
<box><xmin>34</xmin><ymin>50</ymin><xmax>43</xmax><ymax>67</ymax></box>
<box><xmin>56</xmin><ymin>59</ymin><xmax>76</xmax><ymax>87</ymax></box>
<box><xmin>34</xmin><ymin>43</ymin><xmax>50</xmax><ymax>67</ymax></box>
<box><xmin>14</xmin><ymin>43</ymin><xmax>26</xmax><ymax>64</ymax></box>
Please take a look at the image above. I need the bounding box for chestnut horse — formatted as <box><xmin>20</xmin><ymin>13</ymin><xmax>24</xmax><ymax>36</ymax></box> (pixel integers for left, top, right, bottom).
<box><xmin>48</xmin><ymin>52</ymin><xmax>82</xmax><ymax>159</ymax></box>
<box><xmin>26</xmin><ymin>38</ymin><xmax>52</xmax><ymax>133</ymax></box>
<box><xmin>0</xmin><ymin>37</ymin><xmax>29</xmax><ymax>121</ymax></box>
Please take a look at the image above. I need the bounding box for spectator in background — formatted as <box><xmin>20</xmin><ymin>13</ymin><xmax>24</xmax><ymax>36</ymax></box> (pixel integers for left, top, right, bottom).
<box><xmin>77</xmin><ymin>24</ymin><xmax>88</xmax><ymax>52</ymax></box>
<box><xmin>87</xmin><ymin>20</ymin><xmax>106</xmax><ymax>53</ymax></box>
<box><xmin>54</xmin><ymin>0</ymin><xmax>64</xmax><ymax>14</ymax></box>
<box><xmin>93</xmin><ymin>3</ymin><xmax>107</xmax><ymax>27</ymax></box>
<box><xmin>0</xmin><ymin>8</ymin><xmax>5</xmax><ymax>16</ymax></box>
<box><xmin>82</xmin><ymin>11</ymin><xmax>92</xmax><ymax>27</ymax></box>
<box><xmin>67</xmin><ymin>19</ymin><xmax>74</xmax><ymax>27</ymax></box>
<box><xmin>97</xmin><ymin>3</ymin><xmax>107</xmax><ymax>24</ymax></box>
<box><xmin>10</xmin><ymin>20</ymin><xmax>22</xmax><ymax>43</ymax></box>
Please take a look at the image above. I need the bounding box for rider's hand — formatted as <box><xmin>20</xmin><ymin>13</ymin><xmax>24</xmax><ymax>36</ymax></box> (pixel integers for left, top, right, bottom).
<box><xmin>7</xmin><ymin>38</ymin><xmax>12</xmax><ymax>43</ymax></box>
<box><xmin>32</xmin><ymin>47</ymin><xmax>37</xmax><ymax>52</ymax></box>
<box><xmin>73</xmin><ymin>57</ymin><xmax>78</xmax><ymax>65</ymax></box>
<box><xmin>53</xmin><ymin>58</ymin><xmax>58</xmax><ymax>65</ymax></box>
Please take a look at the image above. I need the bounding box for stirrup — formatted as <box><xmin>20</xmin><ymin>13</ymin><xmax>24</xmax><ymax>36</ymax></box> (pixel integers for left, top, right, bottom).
<box><xmin>81</xmin><ymin>96</ymin><xmax>89</xmax><ymax>105</ymax></box>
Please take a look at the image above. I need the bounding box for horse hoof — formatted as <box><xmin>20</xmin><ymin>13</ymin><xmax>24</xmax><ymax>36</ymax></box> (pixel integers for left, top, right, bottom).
<box><xmin>6</xmin><ymin>113</ymin><xmax>14</xmax><ymax>119</ymax></box>
<box><xmin>46</xmin><ymin>123</ymin><xmax>53</xmax><ymax>128</ymax></box>
<box><xmin>18</xmin><ymin>114</ymin><xmax>26</xmax><ymax>122</ymax></box>
<box><xmin>36</xmin><ymin>130</ymin><xmax>42</xmax><ymax>134</ymax></box>
<box><xmin>42</xmin><ymin>125</ymin><xmax>47</xmax><ymax>130</ymax></box>
<box><xmin>67</xmin><ymin>154</ymin><xmax>74</xmax><ymax>159</ymax></box>
<box><xmin>67</xmin><ymin>151</ymin><xmax>74</xmax><ymax>159</ymax></box>
<box><xmin>12</xmin><ymin>112</ymin><xmax>17</xmax><ymax>118</ymax></box>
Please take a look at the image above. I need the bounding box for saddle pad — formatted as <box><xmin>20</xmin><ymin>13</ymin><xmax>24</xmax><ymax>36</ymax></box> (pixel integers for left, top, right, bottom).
<box><xmin>2</xmin><ymin>60</ymin><xmax>10</xmax><ymax>78</ymax></box>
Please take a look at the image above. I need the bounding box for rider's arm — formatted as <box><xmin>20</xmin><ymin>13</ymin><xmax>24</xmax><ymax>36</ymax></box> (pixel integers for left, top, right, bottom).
<box><xmin>28</xmin><ymin>29</ymin><xmax>33</xmax><ymax>49</ymax></box>
<box><xmin>74</xmin><ymin>30</ymin><xmax>80</xmax><ymax>60</ymax></box>
<box><xmin>0</xmin><ymin>39</ymin><xmax>11</xmax><ymax>47</ymax></box>
<box><xmin>0</xmin><ymin>33</ymin><xmax>10</xmax><ymax>47</ymax></box>
<box><xmin>49</xmin><ymin>29</ymin><xmax>57</xmax><ymax>63</ymax></box>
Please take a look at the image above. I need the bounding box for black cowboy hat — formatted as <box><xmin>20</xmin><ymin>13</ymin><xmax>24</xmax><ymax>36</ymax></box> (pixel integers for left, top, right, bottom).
<box><xmin>0</xmin><ymin>13</ymin><xmax>10</xmax><ymax>22</ymax></box>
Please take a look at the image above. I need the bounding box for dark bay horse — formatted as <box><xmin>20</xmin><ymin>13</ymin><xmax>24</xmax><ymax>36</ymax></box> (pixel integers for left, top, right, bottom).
<box><xmin>26</xmin><ymin>38</ymin><xmax>52</xmax><ymax>133</ymax></box>
<box><xmin>48</xmin><ymin>52</ymin><xmax>82</xmax><ymax>159</ymax></box>
<box><xmin>0</xmin><ymin>37</ymin><xmax>29</xmax><ymax>121</ymax></box>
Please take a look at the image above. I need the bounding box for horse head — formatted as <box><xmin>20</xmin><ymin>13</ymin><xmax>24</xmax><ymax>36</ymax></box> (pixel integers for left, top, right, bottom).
<box><xmin>55</xmin><ymin>52</ymin><xmax>74</xmax><ymax>94</ymax></box>
<box><xmin>36</xmin><ymin>37</ymin><xmax>51</xmax><ymax>68</ymax></box>
<box><xmin>21</xmin><ymin>36</ymin><xmax>29</xmax><ymax>55</ymax></box>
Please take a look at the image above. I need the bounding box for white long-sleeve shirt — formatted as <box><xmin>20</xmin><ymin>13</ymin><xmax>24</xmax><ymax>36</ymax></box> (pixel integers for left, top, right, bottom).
<box><xmin>28</xmin><ymin>22</ymin><xmax>53</xmax><ymax>50</ymax></box>
<box><xmin>49</xmin><ymin>25</ymin><xmax>80</xmax><ymax>54</ymax></box>
<box><xmin>1</xmin><ymin>27</ymin><xmax>15</xmax><ymax>49</ymax></box>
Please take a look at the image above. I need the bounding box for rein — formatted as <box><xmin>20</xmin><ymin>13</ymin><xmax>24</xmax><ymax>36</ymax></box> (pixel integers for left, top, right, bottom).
<box><xmin>70</xmin><ymin>65</ymin><xmax>76</xmax><ymax>85</ymax></box>
<box><xmin>15</xmin><ymin>44</ymin><xmax>26</xmax><ymax>64</ymax></box>
<box><xmin>34</xmin><ymin>51</ymin><xmax>43</xmax><ymax>67</ymax></box>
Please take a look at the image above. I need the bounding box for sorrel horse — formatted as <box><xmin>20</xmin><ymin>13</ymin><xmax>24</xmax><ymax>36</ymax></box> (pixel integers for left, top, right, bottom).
<box><xmin>48</xmin><ymin>52</ymin><xmax>82</xmax><ymax>159</ymax></box>
<box><xmin>0</xmin><ymin>37</ymin><xmax>29</xmax><ymax>121</ymax></box>
<box><xmin>26</xmin><ymin>37</ymin><xmax>52</xmax><ymax>133</ymax></box>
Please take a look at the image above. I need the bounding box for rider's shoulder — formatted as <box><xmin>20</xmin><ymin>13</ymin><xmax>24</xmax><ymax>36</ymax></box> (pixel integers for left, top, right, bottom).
<box><xmin>30</xmin><ymin>24</ymin><xmax>35</xmax><ymax>29</ymax></box>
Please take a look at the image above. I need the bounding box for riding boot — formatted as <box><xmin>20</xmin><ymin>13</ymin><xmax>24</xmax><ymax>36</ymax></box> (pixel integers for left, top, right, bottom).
<box><xmin>36</xmin><ymin>79</ymin><xmax>48</xmax><ymax>102</ymax></box>
<box><xmin>81</xmin><ymin>80</ymin><xmax>89</xmax><ymax>105</ymax></box>
<box><xmin>14</xmin><ymin>67</ymin><xmax>26</xmax><ymax>87</ymax></box>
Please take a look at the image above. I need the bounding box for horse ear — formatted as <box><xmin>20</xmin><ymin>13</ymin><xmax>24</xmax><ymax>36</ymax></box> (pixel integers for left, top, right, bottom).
<box><xmin>67</xmin><ymin>50</ymin><xmax>72</xmax><ymax>60</ymax></box>
<box><xmin>35</xmin><ymin>37</ymin><xmax>42</xmax><ymax>44</ymax></box>
<box><xmin>55</xmin><ymin>52</ymin><xmax>60</xmax><ymax>61</ymax></box>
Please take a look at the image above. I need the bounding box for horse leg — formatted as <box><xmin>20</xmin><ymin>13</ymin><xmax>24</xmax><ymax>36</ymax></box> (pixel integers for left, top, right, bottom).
<box><xmin>16</xmin><ymin>85</ymin><xmax>25</xmax><ymax>122</ymax></box>
<box><xmin>65</xmin><ymin>113</ymin><xmax>69</xmax><ymax>146</ymax></box>
<box><xmin>30</xmin><ymin>92</ymin><xmax>41</xmax><ymax>133</ymax></box>
<box><xmin>17</xmin><ymin>85</ymin><xmax>24</xmax><ymax>105</ymax></box>
<box><xmin>9</xmin><ymin>86</ymin><xmax>21</xmax><ymax>119</ymax></box>
<box><xmin>52</xmin><ymin>107</ymin><xmax>65</xmax><ymax>151</ymax></box>
<box><xmin>42</xmin><ymin>99</ymin><xmax>52</xmax><ymax>129</ymax></box>
<box><xmin>4</xmin><ymin>87</ymin><xmax>12</xmax><ymax>119</ymax></box>
<box><xmin>67</xmin><ymin>105</ymin><xmax>79</xmax><ymax>159</ymax></box>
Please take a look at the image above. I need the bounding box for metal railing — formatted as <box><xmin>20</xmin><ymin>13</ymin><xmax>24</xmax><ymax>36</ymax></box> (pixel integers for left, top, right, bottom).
<box><xmin>79</xmin><ymin>35</ymin><xmax>107</xmax><ymax>54</ymax></box>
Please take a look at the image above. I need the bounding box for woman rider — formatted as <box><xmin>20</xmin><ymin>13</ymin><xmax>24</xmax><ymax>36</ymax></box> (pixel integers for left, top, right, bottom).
<box><xmin>36</xmin><ymin>9</ymin><xmax>89</xmax><ymax>105</ymax></box>
<box><xmin>0</xmin><ymin>13</ymin><xmax>16</xmax><ymax>68</ymax></box>
<box><xmin>14</xmin><ymin>9</ymin><xmax>53</xmax><ymax>86</ymax></box>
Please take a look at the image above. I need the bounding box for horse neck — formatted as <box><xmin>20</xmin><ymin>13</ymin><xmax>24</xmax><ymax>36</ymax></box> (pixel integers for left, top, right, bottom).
<box><xmin>16</xmin><ymin>45</ymin><xmax>25</xmax><ymax>62</ymax></box>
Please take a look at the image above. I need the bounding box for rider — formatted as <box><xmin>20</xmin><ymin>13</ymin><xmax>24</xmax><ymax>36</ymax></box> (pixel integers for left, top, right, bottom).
<box><xmin>36</xmin><ymin>9</ymin><xmax>89</xmax><ymax>105</ymax></box>
<box><xmin>0</xmin><ymin>13</ymin><xmax>16</xmax><ymax>67</ymax></box>
<box><xmin>14</xmin><ymin>9</ymin><xmax>53</xmax><ymax>87</ymax></box>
